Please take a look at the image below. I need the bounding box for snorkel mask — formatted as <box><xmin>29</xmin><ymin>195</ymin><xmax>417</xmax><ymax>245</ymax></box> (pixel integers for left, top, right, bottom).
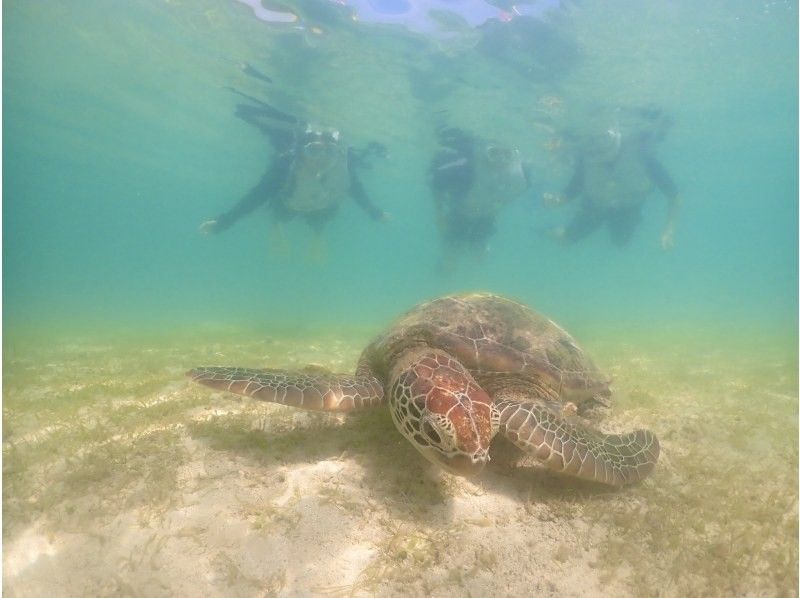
<box><xmin>485</xmin><ymin>144</ymin><xmax>520</xmax><ymax>166</ymax></box>
<box><xmin>301</xmin><ymin>125</ymin><xmax>341</xmax><ymax>168</ymax></box>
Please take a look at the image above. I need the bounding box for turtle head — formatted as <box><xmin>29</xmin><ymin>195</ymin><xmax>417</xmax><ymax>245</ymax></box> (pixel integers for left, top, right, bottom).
<box><xmin>389</xmin><ymin>350</ymin><xmax>497</xmax><ymax>477</ymax></box>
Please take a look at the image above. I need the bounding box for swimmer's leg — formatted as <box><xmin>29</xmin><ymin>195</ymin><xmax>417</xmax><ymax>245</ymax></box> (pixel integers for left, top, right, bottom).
<box><xmin>437</xmin><ymin>218</ymin><xmax>467</xmax><ymax>275</ymax></box>
<box><xmin>233</xmin><ymin>103</ymin><xmax>298</xmax><ymax>148</ymax></box>
<box><xmin>233</xmin><ymin>98</ymin><xmax>298</xmax><ymax>127</ymax></box>
<box><xmin>305</xmin><ymin>209</ymin><xmax>336</xmax><ymax>264</ymax></box>
<box><xmin>241</xmin><ymin>63</ymin><xmax>273</xmax><ymax>84</ymax></box>
<box><xmin>268</xmin><ymin>203</ymin><xmax>293</xmax><ymax>256</ymax></box>
<box><xmin>468</xmin><ymin>217</ymin><xmax>495</xmax><ymax>261</ymax></box>
<box><xmin>557</xmin><ymin>204</ymin><xmax>603</xmax><ymax>245</ymax></box>
<box><xmin>268</xmin><ymin>221</ymin><xmax>290</xmax><ymax>256</ymax></box>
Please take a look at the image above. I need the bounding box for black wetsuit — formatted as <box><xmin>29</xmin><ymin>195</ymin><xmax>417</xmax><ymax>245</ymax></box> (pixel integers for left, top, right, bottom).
<box><xmin>210</xmin><ymin>102</ymin><xmax>384</xmax><ymax>234</ymax></box>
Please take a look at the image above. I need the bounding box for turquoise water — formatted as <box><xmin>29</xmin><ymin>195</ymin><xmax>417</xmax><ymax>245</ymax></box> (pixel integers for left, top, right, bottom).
<box><xmin>4</xmin><ymin>1</ymin><xmax>796</xmax><ymax>340</ymax></box>
<box><xmin>3</xmin><ymin>2</ymin><xmax>798</xmax><ymax>596</ymax></box>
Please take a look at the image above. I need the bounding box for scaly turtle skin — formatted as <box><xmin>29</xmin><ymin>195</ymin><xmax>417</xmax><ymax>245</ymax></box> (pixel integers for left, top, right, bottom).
<box><xmin>188</xmin><ymin>293</ymin><xmax>659</xmax><ymax>487</ymax></box>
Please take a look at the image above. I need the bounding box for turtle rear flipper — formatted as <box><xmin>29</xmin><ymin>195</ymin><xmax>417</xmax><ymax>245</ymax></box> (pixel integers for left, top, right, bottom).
<box><xmin>495</xmin><ymin>398</ymin><xmax>659</xmax><ymax>487</ymax></box>
<box><xmin>187</xmin><ymin>367</ymin><xmax>384</xmax><ymax>412</ymax></box>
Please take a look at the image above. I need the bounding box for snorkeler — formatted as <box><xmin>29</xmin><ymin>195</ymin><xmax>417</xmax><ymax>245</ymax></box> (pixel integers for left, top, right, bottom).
<box><xmin>200</xmin><ymin>67</ymin><xmax>388</xmax><ymax>259</ymax></box>
<box><xmin>545</xmin><ymin>106</ymin><xmax>680</xmax><ymax>249</ymax></box>
<box><xmin>429</xmin><ymin>126</ymin><xmax>533</xmax><ymax>271</ymax></box>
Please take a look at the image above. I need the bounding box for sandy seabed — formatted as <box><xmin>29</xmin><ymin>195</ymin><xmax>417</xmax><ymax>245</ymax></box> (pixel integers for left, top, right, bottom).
<box><xmin>3</xmin><ymin>332</ymin><xmax>797</xmax><ymax>597</ymax></box>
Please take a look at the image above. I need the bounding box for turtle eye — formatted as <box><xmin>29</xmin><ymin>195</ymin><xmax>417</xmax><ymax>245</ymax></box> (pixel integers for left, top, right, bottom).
<box><xmin>422</xmin><ymin>420</ymin><xmax>442</xmax><ymax>445</ymax></box>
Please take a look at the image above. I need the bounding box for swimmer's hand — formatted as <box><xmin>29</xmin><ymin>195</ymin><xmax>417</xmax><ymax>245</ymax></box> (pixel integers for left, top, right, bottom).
<box><xmin>376</xmin><ymin>211</ymin><xmax>392</xmax><ymax>222</ymax></box>
<box><xmin>542</xmin><ymin>192</ymin><xmax>565</xmax><ymax>207</ymax></box>
<box><xmin>660</xmin><ymin>227</ymin><xmax>675</xmax><ymax>250</ymax></box>
<box><xmin>199</xmin><ymin>220</ymin><xmax>218</xmax><ymax>235</ymax></box>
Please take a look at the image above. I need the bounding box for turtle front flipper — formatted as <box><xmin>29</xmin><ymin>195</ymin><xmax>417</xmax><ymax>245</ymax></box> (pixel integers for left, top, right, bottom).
<box><xmin>187</xmin><ymin>366</ymin><xmax>384</xmax><ymax>412</ymax></box>
<box><xmin>495</xmin><ymin>399</ymin><xmax>659</xmax><ymax>487</ymax></box>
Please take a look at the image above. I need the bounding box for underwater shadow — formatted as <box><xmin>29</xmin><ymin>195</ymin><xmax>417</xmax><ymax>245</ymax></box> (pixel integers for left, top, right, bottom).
<box><xmin>188</xmin><ymin>405</ymin><xmax>625</xmax><ymax>521</ymax></box>
<box><xmin>187</xmin><ymin>407</ymin><xmax>455</xmax><ymax>525</ymax></box>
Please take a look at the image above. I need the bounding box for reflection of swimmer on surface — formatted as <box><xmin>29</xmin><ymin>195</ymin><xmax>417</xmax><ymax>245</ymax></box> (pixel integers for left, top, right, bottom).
<box><xmin>476</xmin><ymin>14</ymin><xmax>579</xmax><ymax>84</ymax></box>
<box><xmin>406</xmin><ymin>10</ymin><xmax>578</xmax><ymax>105</ymax></box>
<box><xmin>200</xmin><ymin>67</ymin><xmax>388</xmax><ymax>260</ymax></box>
<box><xmin>430</xmin><ymin>126</ymin><xmax>533</xmax><ymax>272</ymax></box>
<box><xmin>546</xmin><ymin>106</ymin><xmax>680</xmax><ymax>250</ymax></box>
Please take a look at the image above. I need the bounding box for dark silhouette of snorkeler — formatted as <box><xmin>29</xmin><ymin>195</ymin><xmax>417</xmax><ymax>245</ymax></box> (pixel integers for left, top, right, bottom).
<box><xmin>545</xmin><ymin>106</ymin><xmax>680</xmax><ymax>249</ymax></box>
<box><xmin>429</xmin><ymin>125</ymin><xmax>533</xmax><ymax>272</ymax></box>
<box><xmin>200</xmin><ymin>66</ymin><xmax>388</xmax><ymax>260</ymax></box>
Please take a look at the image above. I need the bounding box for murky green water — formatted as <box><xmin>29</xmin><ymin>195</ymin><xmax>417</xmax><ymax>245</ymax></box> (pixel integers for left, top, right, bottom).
<box><xmin>4</xmin><ymin>1</ymin><xmax>797</xmax><ymax>596</ymax></box>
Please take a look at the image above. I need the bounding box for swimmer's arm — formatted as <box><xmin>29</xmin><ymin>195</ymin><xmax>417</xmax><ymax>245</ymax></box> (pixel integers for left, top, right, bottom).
<box><xmin>348</xmin><ymin>150</ymin><xmax>387</xmax><ymax>221</ymax></box>
<box><xmin>233</xmin><ymin>102</ymin><xmax>298</xmax><ymax>149</ymax></box>
<box><xmin>233</xmin><ymin>100</ymin><xmax>298</xmax><ymax>128</ymax></box>
<box><xmin>543</xmin><ymin>157</ymin><xmax>583</xmax><ymax>207</ymax></box>
<box><xmin>643</xmin><ymin>153</ymin><xmax>678</xmax><ymax>198</ymax></box>
<box><xmin>660</xmin><ymin>193</ymin><xmax>681</xmax><ymax>249</ymax></box>
<box><xmin>643</xmin><ymin>153</ymin><xmax>681</xmax><ymax>248</ymax></box>
<box><xmin>202</xmin><ymin>158</ymin><xmax>288</xmax><ymax>234</ymax></box>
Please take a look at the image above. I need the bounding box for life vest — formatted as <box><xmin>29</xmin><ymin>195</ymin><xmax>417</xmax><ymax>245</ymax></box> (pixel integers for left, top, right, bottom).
<box><xmin>457</xmin><ymin>148</ymin><xmax>528</xmax><ymax>218</ymax></box>
<box><xmin>282</xmin><ymin>131</ymin><xmax>350</xmax><ymax>213</ymax></box>
<box><xmin>582</xmin><ymin>143</ymin><xmax>653</xmax><ymax>210</ymax></box>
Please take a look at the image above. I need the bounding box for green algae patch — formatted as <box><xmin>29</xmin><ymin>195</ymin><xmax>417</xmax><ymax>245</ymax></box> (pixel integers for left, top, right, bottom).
<box><xmin>2</xmin><ymin>341</ymin><xmax>205</xmax><ymax>540</ymax></box>
<box><xmin>581</xmin><ymin>336</ymin><xmax>799</xmax><ymax>596</ymax></box>
<box><xmin>3</xmin><ymin>332</ymin><xmax>797</xmax><ymax>596</ymax></box>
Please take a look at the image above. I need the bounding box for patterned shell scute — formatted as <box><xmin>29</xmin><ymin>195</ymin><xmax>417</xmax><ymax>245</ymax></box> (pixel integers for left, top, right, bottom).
<box><xmin>371</xmin><ymin>293</ymin><xmax>609</xmax><ymax>403</ymax></box>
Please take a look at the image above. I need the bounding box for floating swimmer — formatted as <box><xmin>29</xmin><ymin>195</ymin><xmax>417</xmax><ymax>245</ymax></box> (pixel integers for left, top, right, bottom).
<box><xmin>200</xmin><ymin>66</ymin><xmax>388</xmax><ymax>260</ymax></box>
<box><xmin>546</xmin><ymin>105</ymin><xmax>681</xmax><ymax>249</ymax></box>
<box><xmin>429</xmin><ymin>126</ymin><xmax>533</xmax><ymax>272</ymax></box>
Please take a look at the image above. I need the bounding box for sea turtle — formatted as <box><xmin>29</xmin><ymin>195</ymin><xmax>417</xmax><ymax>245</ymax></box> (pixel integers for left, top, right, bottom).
<box><xmin>187</xmin><ymin>293</ymin><xmax>659</xmax><ymax>487</ymax></box>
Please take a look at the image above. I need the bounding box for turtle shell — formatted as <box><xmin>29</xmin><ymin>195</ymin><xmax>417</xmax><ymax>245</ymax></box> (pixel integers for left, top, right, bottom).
<box><xmin>365</xmin><ymin>293</ymin><xmax>610</xmax><ymax>411</ymax></box>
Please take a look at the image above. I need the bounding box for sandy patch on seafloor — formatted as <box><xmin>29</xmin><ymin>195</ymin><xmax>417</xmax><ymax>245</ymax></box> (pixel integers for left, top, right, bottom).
<box><xmin>3</xmin><ymin>335</ymin><xmax>797</xmax><ymax>596</ymax></box>
<box><xmin>2</xmin><ymin>412</ymin><xmax>630</xmax><ymax>597</ymax></box>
